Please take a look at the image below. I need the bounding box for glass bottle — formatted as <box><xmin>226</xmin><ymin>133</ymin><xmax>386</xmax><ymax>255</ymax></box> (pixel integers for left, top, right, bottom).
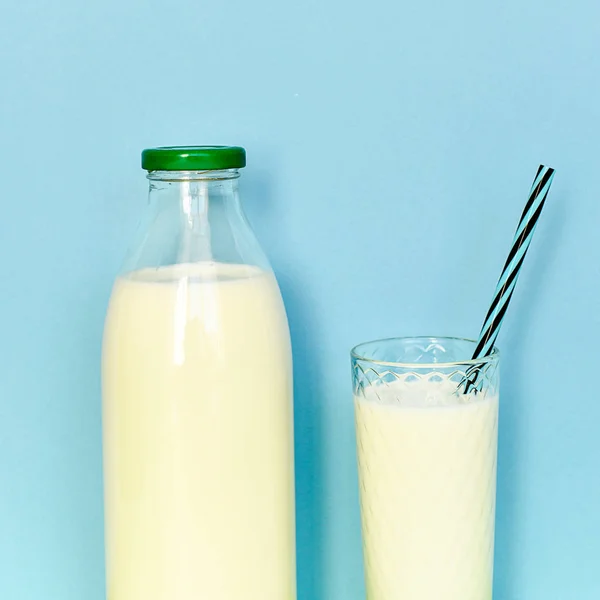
<box><xmin>102</xmin><ymin>146</ymin><xmax>296</xmax><ymax>600</ymax></box>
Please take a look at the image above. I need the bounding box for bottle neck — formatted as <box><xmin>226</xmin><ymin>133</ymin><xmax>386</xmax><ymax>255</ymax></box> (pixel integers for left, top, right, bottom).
<box><xmin>147</xmin><ymin>169</ymin><xmax>241</xmax><ymax>208</ymax></box>
<box><xmin>121</xmin><ymin>167</ymin><xmax>270</xmax><ymax>274</ymax></box>
<box><xmin>147</xmin><ymin>168</ymin><xmax>240</xmax><ymax>183</ymax></box>
<box><xmin>122</xmin><ymin>167</ymin><xmax>271</xmax><ymax>273</ymax></box>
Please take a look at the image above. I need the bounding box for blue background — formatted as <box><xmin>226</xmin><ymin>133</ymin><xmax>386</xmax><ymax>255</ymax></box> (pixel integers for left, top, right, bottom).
<box><xmin>1</xmin><ymin>0</ymin><xmax>599</xmax><ymax>598</ymax></box>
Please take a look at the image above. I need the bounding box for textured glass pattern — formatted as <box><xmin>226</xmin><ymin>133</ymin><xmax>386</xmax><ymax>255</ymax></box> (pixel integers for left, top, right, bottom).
<box><xmin>352</xmin><ymin>338</ymin><xmax>499</xmax><ymax>600</ymax></box>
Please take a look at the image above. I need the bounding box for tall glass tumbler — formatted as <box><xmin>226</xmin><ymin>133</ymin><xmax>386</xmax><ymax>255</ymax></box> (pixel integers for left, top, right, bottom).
<box><xmin>352</xmin><ymin>337</ymin><xmax>500</xmax><ymax>600</ymax></box>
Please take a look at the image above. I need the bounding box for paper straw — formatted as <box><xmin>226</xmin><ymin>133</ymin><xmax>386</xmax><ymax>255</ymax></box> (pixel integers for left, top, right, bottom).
<box><xmin>462</xmin><ymin>165</ymin><xmax>556</xmax><ymax>393</ymax></box>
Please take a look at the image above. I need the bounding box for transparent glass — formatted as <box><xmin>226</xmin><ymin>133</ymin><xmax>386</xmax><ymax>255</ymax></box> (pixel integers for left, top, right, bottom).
<box><xmin>121</xmin><ymin>169</ymin><xmax>271</xmax><ymax>273</ymax></box>
<box><xmin>352</xmin><ymin>337</ymin><xmax>500</xmax><ymax>600</ymax></box>
<box><xmin>102</xmin><ymin>168</ymin><xmax>296</xmax><ymax>600</ymax></box>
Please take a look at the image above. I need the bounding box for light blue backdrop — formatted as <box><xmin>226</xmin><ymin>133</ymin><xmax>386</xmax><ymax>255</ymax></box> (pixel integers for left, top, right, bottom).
<box><xmin>1</xmin><ymin>0</ymin><xmax>599</xmax><ymax>598</ymax></box>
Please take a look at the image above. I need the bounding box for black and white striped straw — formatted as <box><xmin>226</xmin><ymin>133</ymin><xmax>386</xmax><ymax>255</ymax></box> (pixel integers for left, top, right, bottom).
<box><xmin>463</xmin><ymin>165</ymin><xmax>556</xmax><ymax>392</ymax></box>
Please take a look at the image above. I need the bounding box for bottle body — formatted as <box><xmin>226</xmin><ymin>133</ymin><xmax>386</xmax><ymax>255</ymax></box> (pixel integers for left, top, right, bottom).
<box><xmin>102</xmin><ymin>160</ymin><xmax>296</xmax><ymax>600</ymax></box>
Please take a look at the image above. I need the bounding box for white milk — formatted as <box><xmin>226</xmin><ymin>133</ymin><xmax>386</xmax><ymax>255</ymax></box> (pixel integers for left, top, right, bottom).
<box><xmin>102</xmin><ymin>263</ymin><xmax>295</xmax><ymax>600</ymax></box>
<box><xmin>355</xmin><ymin>375</ymin><xmax>498</xmax><ymax>600</ymax></box>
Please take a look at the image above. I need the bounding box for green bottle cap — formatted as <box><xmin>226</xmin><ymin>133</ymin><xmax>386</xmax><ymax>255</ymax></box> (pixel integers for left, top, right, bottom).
<box><xmin>141</xmin><ymin>146</ymin><xmax>246</xmax><ymax>171</ymax></box>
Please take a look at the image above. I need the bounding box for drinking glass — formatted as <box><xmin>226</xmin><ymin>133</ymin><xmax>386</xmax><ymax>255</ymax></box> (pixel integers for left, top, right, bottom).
<box><xmin>352</xmin><ymin>336</ymin><xmax>500</xmax><ymax>600</ymax></box>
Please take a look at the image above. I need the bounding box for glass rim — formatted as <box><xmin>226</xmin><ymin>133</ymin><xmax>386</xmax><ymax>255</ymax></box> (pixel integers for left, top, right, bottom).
<box><xmin>350</xmin><ymin>336</ymin><xmax>500</xmax><ymax>369</ymax></box>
